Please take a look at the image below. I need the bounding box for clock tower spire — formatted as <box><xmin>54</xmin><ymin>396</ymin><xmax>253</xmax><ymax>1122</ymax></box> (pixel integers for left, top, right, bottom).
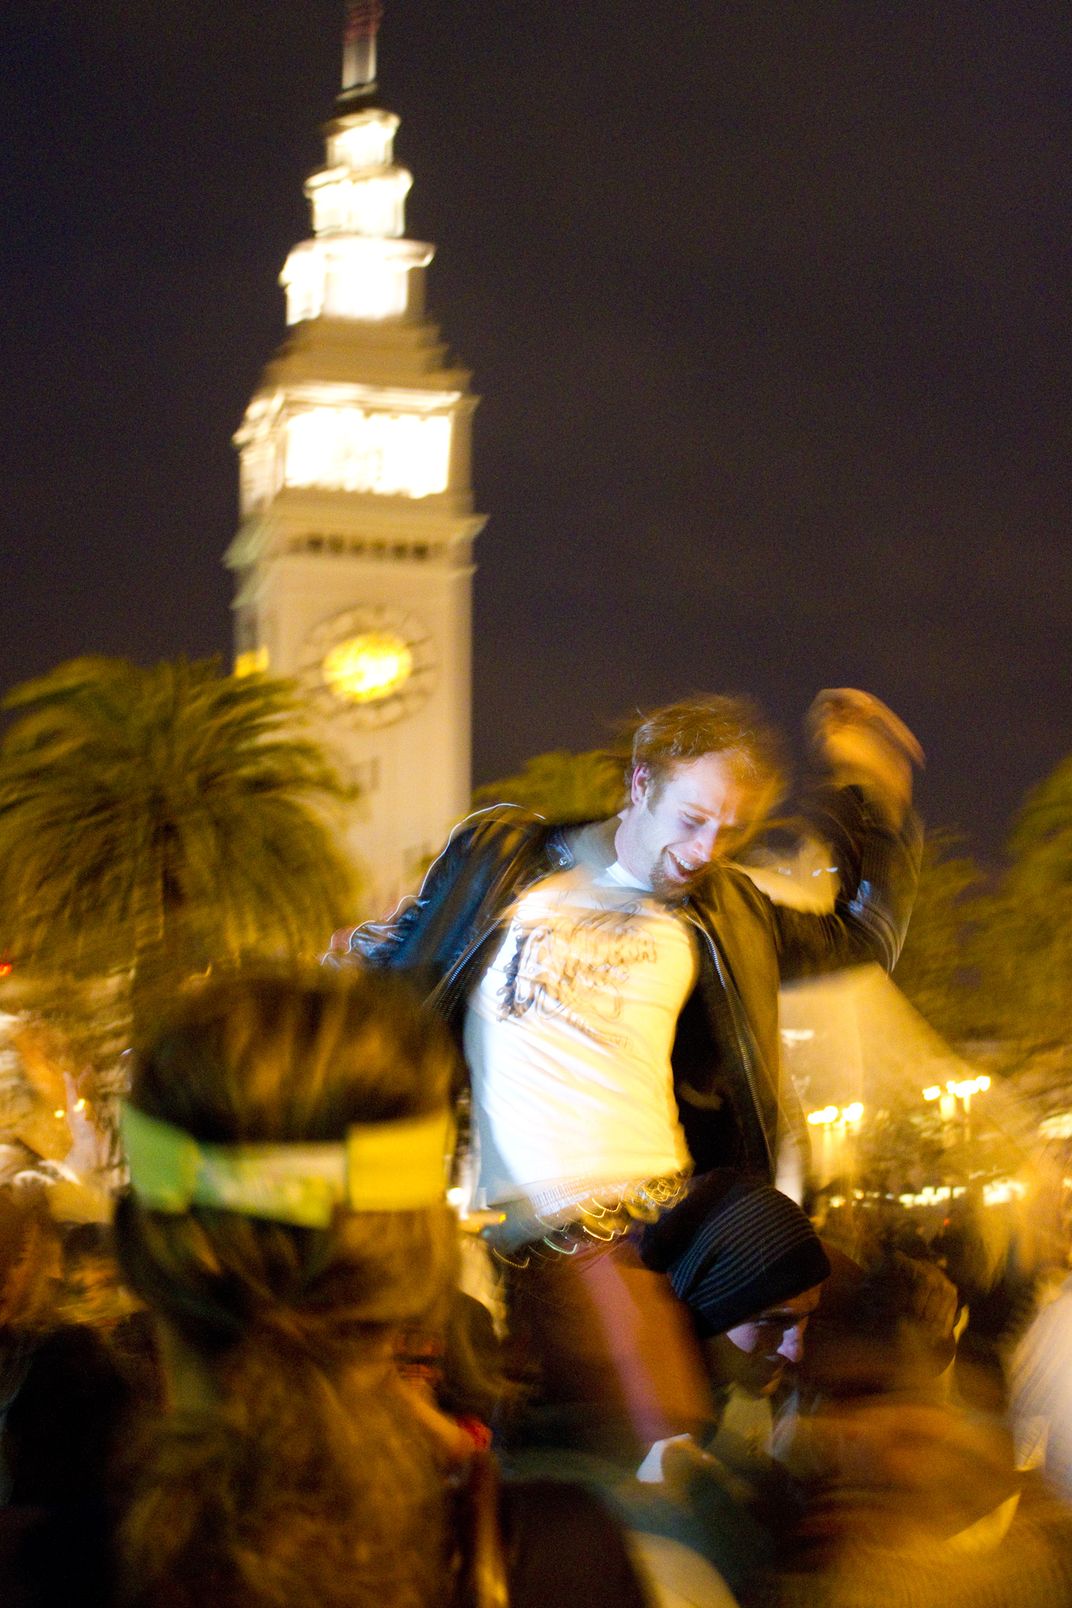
<box><xmin>339</xmin><ymin>0</ymin><xmax>381</xmax><ymax>107</ymax></box>
<box><xmin>226</xmin><ymin>4</ymin><xmax>484</xmax><ymax>914</ymax></box>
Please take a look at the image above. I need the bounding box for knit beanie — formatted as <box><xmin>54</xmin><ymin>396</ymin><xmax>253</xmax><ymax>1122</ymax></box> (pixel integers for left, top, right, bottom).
<box><xmin>640</xmin><ymin>1170</ymin><xmax>831</xmax><ymax>1338</ymax></box>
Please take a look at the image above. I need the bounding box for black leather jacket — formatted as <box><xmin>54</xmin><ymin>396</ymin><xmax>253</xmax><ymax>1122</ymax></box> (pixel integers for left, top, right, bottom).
<box><xmin>346</xmin><ymin>788</ymin><xmax>921</xmax><ymax>1179</ymax></box>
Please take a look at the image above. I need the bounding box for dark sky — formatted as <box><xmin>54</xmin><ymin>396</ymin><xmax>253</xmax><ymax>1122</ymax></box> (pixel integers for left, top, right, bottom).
<box><xmin>3</xmin><ymin>1</ymin><xmax>1069</xmax><ymax>861</ymax></box>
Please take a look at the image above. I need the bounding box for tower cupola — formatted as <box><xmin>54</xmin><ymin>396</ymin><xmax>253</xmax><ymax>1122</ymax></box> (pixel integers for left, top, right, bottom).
<box><xmin>281</xmin><ymin>1</ymin><xmax>430</xmax><ymax>325</ymax></box>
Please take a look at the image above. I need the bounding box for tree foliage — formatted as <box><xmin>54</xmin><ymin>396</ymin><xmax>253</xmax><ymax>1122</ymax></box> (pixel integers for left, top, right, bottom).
<box><xmin>473</xmin><ymin>747</ymin><xmax>626</xmax><ymax>822</ymax></box>
<box><xmin>895</xmin><ymin>763</ymin><xmax>1072</xmax><ymax>1056</ymax></box>
<box><xmin>1007</xmin><ymin>757</ymin><xmax>1072</xmax><ymax>894</ymax></box>
<box><xmin>992</xmin><ymin>757</ymin><xmax>1072</xmax><ymax>1050</ymax></box>
<box><xmin>0</xmin><ymin>657</ymin><xmax>359</xmax><ymax>1033</ymax></box>
<box><xmin>893</xmin><ymin>831</ymin><xmax>995</xmax><ymax>1041</ymax></box>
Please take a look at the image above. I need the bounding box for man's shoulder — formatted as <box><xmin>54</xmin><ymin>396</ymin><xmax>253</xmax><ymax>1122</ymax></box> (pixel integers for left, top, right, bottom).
<box><xmin>343</xmin><ymin>805</ymin><xmax>556</xmax><ymax>970</ymax></box>
<box><xmin>446</xmin><ymin>802</ymin><xmax>554</xmax><ymax>857</ymax></box>
<box><xmin>420</xmin><ymin>803</ymin><xmax>565</xmax><ymax>897</ymax></box>
<box><xmin>451</xmin><ymin>800</ymin><xmax>548</xmax><ymax>834</ymax></box>
<box><xmin>687</xmin><ymin>862</ymin><xmax>775</xmax><ymax>927</ymax></box>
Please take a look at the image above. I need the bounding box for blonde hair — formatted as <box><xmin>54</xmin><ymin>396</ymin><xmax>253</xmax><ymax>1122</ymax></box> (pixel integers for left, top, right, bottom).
<box><xmin>115</xmin><ymin>969</ymin><xmax>458</xmax><ymax>1608</ymax></box>
<box><xmin>629</xmin><ymin>693</ymin><xmax>787</xmax><ymax>799</ymax></box>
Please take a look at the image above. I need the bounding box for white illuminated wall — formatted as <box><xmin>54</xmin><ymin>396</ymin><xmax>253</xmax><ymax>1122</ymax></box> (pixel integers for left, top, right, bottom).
<box><xmin>238</xmin><ymin>390</ymin><xmax>456</xmax><ymax>512</ymax></box>
<box><xmin>227</xmin><ymin>99</ymin><xmax>485</xmax><ymax>915</ymax></box>
<box><xmin>280</xmin><ymin>108</ymin><xmax>430</xmax><ymax>327</ymax></box>
<box><xmin>283</xmin><ymin>403</ymin><xmax>452</xmax><ymax>499</ymax></box>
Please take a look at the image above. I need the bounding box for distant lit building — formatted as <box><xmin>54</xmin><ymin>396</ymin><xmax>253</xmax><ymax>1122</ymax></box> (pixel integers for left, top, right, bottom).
<box><xmin>226</xmin><ymin>3</ymin><xmax>484</xmax><ymax>912</ymax></box>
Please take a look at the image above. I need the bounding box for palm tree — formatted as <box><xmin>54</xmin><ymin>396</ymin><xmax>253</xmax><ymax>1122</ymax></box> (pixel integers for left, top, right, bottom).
<box><xmin>0</xmin><ymin>657</ymin><xmax>359</xmax><ymax>1036</ymax></box>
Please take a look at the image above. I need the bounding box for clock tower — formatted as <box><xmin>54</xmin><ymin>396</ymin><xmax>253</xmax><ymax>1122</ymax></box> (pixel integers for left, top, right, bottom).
<box><xmin>226</xmin><ymin>2</ymin><xmax>484</xmax><ymax>914</ymax></box>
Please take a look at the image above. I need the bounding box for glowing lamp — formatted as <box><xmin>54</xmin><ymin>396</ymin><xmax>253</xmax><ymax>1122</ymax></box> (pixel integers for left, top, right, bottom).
<box><xmin>945</xmin><ymin>1076</ymin><xmax>991</xmax><ymax>1101</ymax></box>
<box><xmin>322</xmin><ymin>632</ymin><xmax>413</xmax><ymax>704</ymax></box>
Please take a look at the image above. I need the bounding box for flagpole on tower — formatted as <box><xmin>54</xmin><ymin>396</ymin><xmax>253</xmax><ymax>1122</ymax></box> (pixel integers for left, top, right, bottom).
<box><xmin>340</xmin><ymin>1</ymin><xmax>383</xmax><ymax>108</ymax></box>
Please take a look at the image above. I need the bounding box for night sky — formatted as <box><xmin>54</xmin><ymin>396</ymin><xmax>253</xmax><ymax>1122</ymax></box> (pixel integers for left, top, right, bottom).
<box><xmin>3</xmin><ymin>1</ymin><xmax>1069</xmax><ymax>862</ymax></box>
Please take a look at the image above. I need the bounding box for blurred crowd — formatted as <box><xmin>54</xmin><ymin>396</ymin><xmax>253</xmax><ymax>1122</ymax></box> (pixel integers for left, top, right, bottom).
<box><xmin>1</xmin><ymin>974</ymin><xmax>1072</xmax><ymax>1608</ymax></box>
<box><xmin>0</xmin><ymin>685</ymin><xmax>1067</xmax><ymax>1607</ymax></box>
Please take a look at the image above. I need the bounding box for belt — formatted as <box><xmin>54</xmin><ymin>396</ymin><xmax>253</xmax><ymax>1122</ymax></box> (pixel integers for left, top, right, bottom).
<box><xmin>489</xmin><ymin>1171</ymin><xmax>690</xmax><ymax>1266</ymax></box>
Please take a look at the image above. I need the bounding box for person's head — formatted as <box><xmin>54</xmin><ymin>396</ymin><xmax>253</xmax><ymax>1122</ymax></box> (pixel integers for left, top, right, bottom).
<box><xmin>616</xmin><ymin>696</ymin><xmax>786</xmax><ymax>898</ymax></box>
<box><xmin>117</xmin><ymin>968</ymin><xmax>456</xmax><ymax>1367</ymax></box>
<box><xmin>706</xmin><ymin>1284</ymin><xmax>824</xmax><ymax>1397</ymax></box>
<box><xmin>114</xmin><ymin>968</ymin><xmax>460</xmax><ymax>1608</ymax></box>
<box><xmin>642</xmin><ymin>1170</ymin><xmax>830</xmax><ymax>1397</ymax></box>
<box><xmin>797</xmin><ymin>1246</ymin><xmax>958</xmax><ymax>1403</ymax></box>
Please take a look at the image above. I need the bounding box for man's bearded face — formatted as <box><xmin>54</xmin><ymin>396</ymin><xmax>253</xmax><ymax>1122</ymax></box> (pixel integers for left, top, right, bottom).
<box><xmin>617</xmin><ymin>752</ymin><xmax>775</xmax><ymax>901</ymax></box>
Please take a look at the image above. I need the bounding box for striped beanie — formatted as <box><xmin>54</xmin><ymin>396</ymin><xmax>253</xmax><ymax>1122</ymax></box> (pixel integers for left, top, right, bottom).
<box><xmin>641</xmin><ymin>1170</ymin><xmax>830</xmax><ymax>1338</ymax></box>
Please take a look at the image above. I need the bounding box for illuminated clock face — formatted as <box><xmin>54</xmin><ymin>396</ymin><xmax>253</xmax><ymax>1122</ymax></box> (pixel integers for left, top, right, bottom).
<box><xmin>321</xmin><ymin>632</ymin><xmax>414</xmax><ymax>704</ymax></box>
<box><xmin>303</xmin><ymin>607</ymin><xmax>435</xmax><ymax>728</ymax></box>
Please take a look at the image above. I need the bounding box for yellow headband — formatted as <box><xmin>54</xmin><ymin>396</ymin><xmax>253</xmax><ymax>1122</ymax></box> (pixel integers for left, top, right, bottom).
<box><xmin>120</xmin><ymin>1101</ymin><xmax>454</xmax><ymax>1229</ymax></box>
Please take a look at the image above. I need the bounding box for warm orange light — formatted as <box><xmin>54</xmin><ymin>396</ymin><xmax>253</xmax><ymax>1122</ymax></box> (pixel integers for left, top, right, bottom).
<box><xmin>807</xmin><ymin>1102</ymin><xmax>865</xmax><ymax>1128</ymax></box>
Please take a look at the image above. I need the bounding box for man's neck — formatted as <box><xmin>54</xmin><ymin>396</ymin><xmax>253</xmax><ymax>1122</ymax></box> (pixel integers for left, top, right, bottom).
<box><xmin>567</xmin><ymin>816</ymin><xmax>619</xmax><ymax>872</ymax></box>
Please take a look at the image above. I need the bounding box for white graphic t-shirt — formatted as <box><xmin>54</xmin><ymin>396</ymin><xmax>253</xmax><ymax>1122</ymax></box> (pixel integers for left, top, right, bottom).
<box><xmin>464</xmin><ymin>854</ymin><xmax>697</xmax><ymax>1208</ymax></box>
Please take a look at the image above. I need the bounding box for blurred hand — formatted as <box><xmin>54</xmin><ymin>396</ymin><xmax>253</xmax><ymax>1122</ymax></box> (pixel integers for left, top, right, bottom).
<box><xmin>807</xmin><ymin>688</ymin><xmax>924</xmax><ymax>824</ymax></box>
